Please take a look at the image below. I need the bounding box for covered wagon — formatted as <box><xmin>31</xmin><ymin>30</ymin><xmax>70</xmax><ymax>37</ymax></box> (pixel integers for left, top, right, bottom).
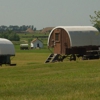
<box><xmin>20</xmin><ymin>44</ymin><xmax>29</xmax><ymax>50</ymax></box>
<box><xmin>45</xmin><ymin>26</ymin><xmax>100</xmax><ymax>63</ymax></box>
<box><xmin>0</xmin><ymin>38</ymin><xmax>16</xmax><ymax>65</ymax></box>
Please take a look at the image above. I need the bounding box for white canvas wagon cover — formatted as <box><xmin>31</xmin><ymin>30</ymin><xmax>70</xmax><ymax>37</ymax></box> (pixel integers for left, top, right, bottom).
<box><xmin>20</xmin><ymin>44</ymin><xmax>28</xmax><ymax>47</ymax></box>
<box><xmin>48</xmin><ymin>26</ymin><xmax>100</xmax><ymax>47</ymax></box>
<box><xmin>0</xmin><ymin>38</ymin><xmax>15</xmax><ymax>55</ymax></box>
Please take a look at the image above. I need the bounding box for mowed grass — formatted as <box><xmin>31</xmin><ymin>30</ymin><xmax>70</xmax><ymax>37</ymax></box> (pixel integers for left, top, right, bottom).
<box><xmin>0</xmin><ymin>51</ymin><xmax>100</xmax><ymax>100</ymax></box>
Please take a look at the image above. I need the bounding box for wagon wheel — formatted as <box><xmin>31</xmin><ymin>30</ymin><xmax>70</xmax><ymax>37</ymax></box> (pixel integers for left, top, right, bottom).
<box><xmin>70</xmin><ymin>54</ymin><xmax>76</xmax><ymax>61</ymax></box>
<box><xmin>82</xmin><ymin>55</ymin><xmax>88</xmax><ymax>60</ymax></box>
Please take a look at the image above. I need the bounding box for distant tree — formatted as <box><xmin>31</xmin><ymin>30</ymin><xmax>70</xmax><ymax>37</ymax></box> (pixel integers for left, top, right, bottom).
<box><xmin>28</xmin><ymin>38</ymin><xmax>33</xmax><ymax>44</ymax></box>
<box><xmin>90</xmin><ymin>11</ymin><xmax>100</xmax><ymax>31</ymax></box>
<box><xmin>8</xmin><ymin>33</ymin><xmax>20</xmax><ymax>41</ymax></box>
<box><xmin>0</xmin><ymin>30</ymin><xmax>20</xmax><ymax>41</ymax></box>
<box><xmin>32</xmin><ymin>25</ymin><xmax>34</xmax><ymax>30</ymax></box>
<box><xmin>34</xmin><ymin>27</ymin><xmax>36</xmax><ymax>31</ymax></box>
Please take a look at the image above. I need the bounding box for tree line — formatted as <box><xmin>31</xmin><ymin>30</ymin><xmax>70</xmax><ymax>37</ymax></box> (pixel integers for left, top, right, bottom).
<box><xmin>0</xmin><ymin>30</ymin><xmax>20</xmax><ymax>41</ymax></box>
<box><xmin>0</xmin><ymin>25</ymin><xmax>36</xmax><ymax>32</ymax></box>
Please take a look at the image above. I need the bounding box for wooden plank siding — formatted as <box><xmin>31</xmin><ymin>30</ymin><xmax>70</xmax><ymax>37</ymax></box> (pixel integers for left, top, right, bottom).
<box><xmin>48</xmin><ymin>28</ymin><xmax>71</xmax><ymax>54</ymax></box>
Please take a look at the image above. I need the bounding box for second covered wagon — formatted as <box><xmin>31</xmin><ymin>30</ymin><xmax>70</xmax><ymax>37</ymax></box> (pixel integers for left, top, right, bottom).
<box><xmin>45</xmin><ymin>26</ymin><xmax>100</xmax><ymax>63</ymax></box>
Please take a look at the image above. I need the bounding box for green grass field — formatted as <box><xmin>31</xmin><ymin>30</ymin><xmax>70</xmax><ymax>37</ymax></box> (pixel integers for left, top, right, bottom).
<box><xmin>0</xmin><ymin>48</ymin><xmax>100</xmax><ymax>100</ymax></box>
<box><xmin>0</xmin><ymin>33</ymin><xmax>100</xmax><ymax>100</ymax></box>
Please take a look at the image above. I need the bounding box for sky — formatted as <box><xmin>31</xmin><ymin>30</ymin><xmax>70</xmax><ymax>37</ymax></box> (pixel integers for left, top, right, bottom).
<box><xmin>0</xmin><ymin>0</ymin><xmax>100</xmax><ymax>30</ymax></box>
